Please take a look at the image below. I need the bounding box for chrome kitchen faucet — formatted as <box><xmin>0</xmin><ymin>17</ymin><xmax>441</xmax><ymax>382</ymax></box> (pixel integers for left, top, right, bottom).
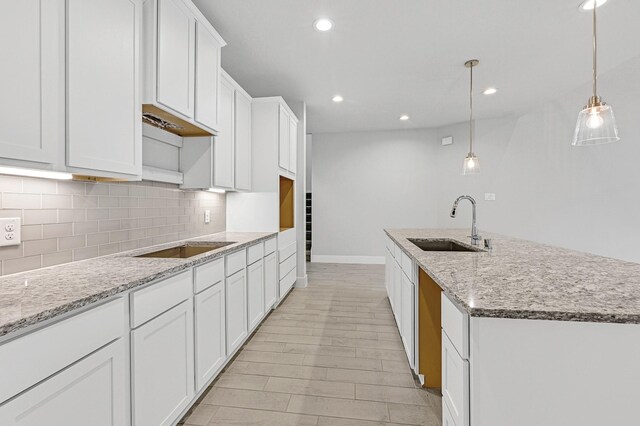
<box><xmin>450</xmin><ymin>195</ymin><xmax>482</xmax><ymax>246</ymax></box>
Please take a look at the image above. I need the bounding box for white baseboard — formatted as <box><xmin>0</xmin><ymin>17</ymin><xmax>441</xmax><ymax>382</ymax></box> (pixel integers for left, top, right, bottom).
<box><xmin>310</xmin><ymin>255</ymin><xmax>385</xmax><ymax>265</ymax></box>
<box><xmin>295</xmin><ymin>275</ymin><xmax>308</xmax><ymax>288</ymax></box>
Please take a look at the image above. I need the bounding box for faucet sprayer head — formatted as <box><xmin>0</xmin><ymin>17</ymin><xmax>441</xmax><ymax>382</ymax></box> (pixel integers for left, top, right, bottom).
<box><xmin>450</xmin><ymin>203</ymin><xmax>458</xmax><ymax>218</ymax></box>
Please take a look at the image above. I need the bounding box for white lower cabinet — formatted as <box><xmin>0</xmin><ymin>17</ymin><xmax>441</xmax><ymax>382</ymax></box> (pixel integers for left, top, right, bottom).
<box><xmin>442</xmin><ymin>331</ymin><xmax>469</xmax><ymax>426</ymax></box>
<box><xmin>194</xmin><ymin>281</ymin><xmax>226</xmax><ymax>391</ymax></box>
<box><xmin>226</xmin><ymin>268</ymin><xmax>248</xmax><ymax>355</ymax></box>
<box><xmin>392</xmin><ymin>259</ymin><xmax>402</xmax><ymax>326</ymax></box>
<box><xmin>247</xmin><ymin>259</ymin><xmax>265</xmax><ymax>332</ymax></box>
<box><xmin>401</xmin><ymin>272</ymin><xmax>414</xmax><ymax>367</ymax></box>
<box><xmin>131</xmin><ymin>299</ymin><xmax>195</xmax><ymax>426</ymax></box>
<box><xmin>443</xmin><ymin>402</ymin><xmax>457</xmax><ymax>426</ymax></box>
<box><xmin>264</xmin><ymin>251</ymin><xmax>278</xmax><ymax>309</ymax></box>
<box><xmin>0</xmin><ymin>338</ymin><xmax>127</xmax><ymax>426</ymax></box>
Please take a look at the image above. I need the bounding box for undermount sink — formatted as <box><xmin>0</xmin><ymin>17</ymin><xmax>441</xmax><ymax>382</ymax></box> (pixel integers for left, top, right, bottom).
<box><xmin>408</xmin><ymin>238</ymin><xmax>483</xmax><ymax>252</ymax></box>
<box><xmin>135</xmin><ymin>242</ymin><xmax>236</xmax><ymax>259</ymax></box>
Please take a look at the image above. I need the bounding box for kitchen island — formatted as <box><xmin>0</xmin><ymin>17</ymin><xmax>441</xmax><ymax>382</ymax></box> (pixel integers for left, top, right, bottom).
<box><xmin>384</xmin><ymin>228</ymin><xmax>640</xmax><ymax>426</ymax></box>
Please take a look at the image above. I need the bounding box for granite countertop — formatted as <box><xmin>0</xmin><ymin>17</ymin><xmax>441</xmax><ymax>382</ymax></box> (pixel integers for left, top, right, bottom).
<box><xmin>385</xmin><ymin>229</ymin><xmax>640</xmax><ymax>324</ymax></box>
<box><xmin>0</xmin><ymin>232</ymin><xmax>276</xmax><ymax>338</ymax></box>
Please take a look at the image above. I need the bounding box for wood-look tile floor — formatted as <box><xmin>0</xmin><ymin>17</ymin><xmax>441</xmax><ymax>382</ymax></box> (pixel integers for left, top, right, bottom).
<box><xmin>179</xmin><ymin>263</ymin><xmax>442</xmax><ymax>426</ymax></box>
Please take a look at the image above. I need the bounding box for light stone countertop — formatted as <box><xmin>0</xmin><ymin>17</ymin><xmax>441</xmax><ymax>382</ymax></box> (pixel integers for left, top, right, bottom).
<box><xmin>0</xmin><ymin>232</ymin><xmax>276</xmax><ymax>338</ymax></box>
<box><xmin>385</xmin><ymin>228</ymin><xmax>640</xmax><ymax>324</ymax></box>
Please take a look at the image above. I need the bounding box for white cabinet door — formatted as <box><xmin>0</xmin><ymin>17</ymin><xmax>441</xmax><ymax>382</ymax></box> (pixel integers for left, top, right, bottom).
<box><xmin>278</xmin><ymin>105</ymin><xmax>290</xmax><ymax>171</ymax></box>
<box><xmin>195</xmin><ymin>281</ymin><xmax>226</xmax><ymax>391</ymax></box>
<box><xmin>132</xmin><ymin>299</ymin><xmax>195</xmax><ymax>426</ymax></box>
<box><xmin>0</xmin><ymin>339</ymin><xmax>127</xmax><ymax>426</ymax></box>
<box><xmin>264</xmin><ymin>252</ymin><xmax>278</xmax><ymax>310</ymax></box>
<box><xmin>442</xmin><ymin>332</ymin><xmax>470</xmax><ymax>426</ymax></box>
<box><xmin>289</xmin><ymin>118</ymin><xmax>297</xmax><ymax>174</ymax></box>
<box><xmin>385</xmin><ymin>250</ymin><xmax>393</xmax><ymax>304</ymax></box>
<box><xmin>194</xmin><ymin>21</ymin><xmax>221</xmax><ymax>130</ymax></box>
<box><xmin>443</xmin><ymin>401</ymin><xmax>457</xmax><ymax>426</ymax></box>
<box><xmin>156</xmin><ymin>0</ymin><xmax>195</xmax><ymax>118</ymax></box>
<box><xmin>66</xmin><ymin>0</ymin><xmax>142</xmax><ymax>176</ymax></box>
<box><xmin>393</xmin><ymin>259</ymin><xmax>402</xmax><ymax>327</ymax></box>
<box><xmin>234</xmin><ymin>89</ymin><xmax>252</xmax><ymax>191</ymax></box>
<box><xmin>0</xmin><ymin>0</ymin><xmax>63</xmax><ymax>166</ymax></box>
<box><xmin>401</xmin><ymin>273</ymin><xmax>414</xmax><ymax>366</ymax></box>
<box><xmin>247</xmin><ymin>259</ymin><xmax>265</xmax><ymax>332</ymax></box>
<box><xmin>226</xmin><ymin>269</ymin><xmax>248</xmax><ymax>355</ymax></box>
<box><xmin>213</xmin><ymin>76</ymin><xmax>235</xmax><ymax>188</ymax></box>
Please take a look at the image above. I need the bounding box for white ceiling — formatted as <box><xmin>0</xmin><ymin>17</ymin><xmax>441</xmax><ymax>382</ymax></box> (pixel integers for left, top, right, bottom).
<box><xmin>194</xmin><ymin>0</ymin><xmax>640</xmax><ymax>134</ymax></box>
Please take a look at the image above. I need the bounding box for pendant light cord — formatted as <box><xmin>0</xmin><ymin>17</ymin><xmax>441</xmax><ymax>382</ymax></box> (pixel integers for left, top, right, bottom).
<box><xmin>469</xmin><ymin>63</ymin><xmax>474</xmax><ymax>153</ymax></box>
<box><xmin>592</xmin><ymin>3</ymin><xmax>597</xmax><ymax>98</ymax></box>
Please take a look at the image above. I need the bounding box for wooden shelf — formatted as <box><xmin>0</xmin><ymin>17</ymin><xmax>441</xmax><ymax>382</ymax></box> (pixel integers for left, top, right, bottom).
<box><xmin>279</xmin><ymin>176</ymin><xmax>294</xmax><ymax>231</ymax></box>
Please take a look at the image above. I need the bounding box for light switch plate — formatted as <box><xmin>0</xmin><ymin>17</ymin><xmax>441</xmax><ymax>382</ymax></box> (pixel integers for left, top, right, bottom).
<box><xmin>484</xmin><ymin>193</ymin><xmax>496</xmax><ymax>201</ymax></box>
<box><xmin>0</xmin><ymin>217</ymin><xmax>21</xmax><ymax>246</ymax></box>
<box><xmin>204</xmin><ymin>210</ymin><xmax>211</xmax><ymax>224</ymax></box>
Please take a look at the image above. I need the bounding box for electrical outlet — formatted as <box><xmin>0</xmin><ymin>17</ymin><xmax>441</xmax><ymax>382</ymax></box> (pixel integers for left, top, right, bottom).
<box><xmin>484</xmin><ymin>193</ymin><xmax>496</xmax><ymax>201</ymax></box>
<box><xmin>204</xmin><ymin>210</ymin><xmax>211</xmax><ymax>224</ymax></box>
<box><xmin>0</xmin><ymin>217</ymin><xmax>21</xmax><ymax>247</ymax></box>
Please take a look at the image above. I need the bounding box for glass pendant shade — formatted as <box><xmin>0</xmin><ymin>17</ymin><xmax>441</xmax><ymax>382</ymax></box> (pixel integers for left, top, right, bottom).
<box><xmin>572</xmin><ymin>100</ymin><xmax>620</xmax><ymax>146</ymax></box>
<box><xmin>462</xmin><ymin>153</ymin><xmax>480</xmax><ymax>175</ymax></box>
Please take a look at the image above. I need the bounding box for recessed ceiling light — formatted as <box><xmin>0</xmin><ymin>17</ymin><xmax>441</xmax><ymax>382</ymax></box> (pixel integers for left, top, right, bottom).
<box><xmin>314</xmin><ymin>18</ymin><xmax>334</xmax><ymax>32</ymax></box>
<box><xmin>399</xmin><ymin>115</ymin><xmax>410</xmax><ymax>121</ymax></box>
<box><xmin>483</xmin><ymin>87</ymin><xmax>498</xmax><ymax>95</ymax></box>
<box><xmin>332</xmin><ymin>95</ymin><xmax>343</xmax><ymax>103</ymax></box>
<box><xmin>579</xmin><ymin>0</ymin><xmax>607</xmax><ymax>11</ymax></box>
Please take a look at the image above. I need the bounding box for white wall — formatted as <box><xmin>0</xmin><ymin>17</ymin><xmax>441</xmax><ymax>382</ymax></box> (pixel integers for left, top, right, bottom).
<box><xmin>437</xmin><ymin>54</ymin><xmax>640</xmax><ymax>263</ymax></box>
<box><xmin>311</xmin><ymin>129</ymin><xmax>439</xmax><ymax>263</ymax></box>
<box><xmin>312</xmin><ymin>54</ymin><xmax>640</xmax><ymax>264</ymax></box>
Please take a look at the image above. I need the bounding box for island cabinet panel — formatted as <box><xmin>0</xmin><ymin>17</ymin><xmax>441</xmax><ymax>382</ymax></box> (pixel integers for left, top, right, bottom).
<box><xmin>392</xmin><ymin>259</ymin><xmax>402</xmax><ymax>327</ymax></box>
<box><xmin>226</xmin><ymin>268</ymin><xmax>248</xmax><ymax>355</ymax></box>
<box><xmin>195</xmin><ymin>281</ymin><xmax>226</xmax><ymax>391</ymax></box>
<box><xmin>67</xmin><ymin>0</ymin><xmax>142</xmax><ymax>177</ymax></box>
<box><xmin>0</xmin><ymin>0</ymin><xmax>63</xmax><ymax>167</ymax></box>
<box><xmin>401</xmin><ymin>272</ymin><xmax>415</xmax><ymax>367</ymax></box>
<box><xmin>156</xmin><ymin>0</ymin><xmax>195</xmax><ymax>119</ymax></box>
<box><xmin>264</xmin><ymin>251</ymin><xmax>278</xmax><ymax>309</ymax></box>
<box><xmin>131</xmin><ymin>299</ymin><xmax>195</xmax><ymax>426</ymax></box>
<box><xmin>442</xmin><ymin>332</ymin><xmax>469</xmax><ymax>426</ymax></box>
<box><xmin>0</xmin><ymin>338</ymin><xmax>128</xmax><ymax>426</ymax></box>
<box><xmin>469</xmin><ymin>316</ymin><xmax>640</xmax><ymax>426</ymax></box>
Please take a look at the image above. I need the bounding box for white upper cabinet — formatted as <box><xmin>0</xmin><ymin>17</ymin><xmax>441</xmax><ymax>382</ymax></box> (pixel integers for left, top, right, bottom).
<box><xmin>289</xmin><ymin>117</ymin><xmax>298</xmax><ymax>175</ymax></box>
<box><xmin>143</xmin><ymin>0</ymin><xmax>225</xmax><ymax>134</ymax></box>
<box><xmin>234</xmin><ymin>88</ymin><xmax>252</xmax><ymax>191</ymax></box>
<box><xmin>195</xmin><ymin>22</ymin><xmax>222</xmax><ymax>130</ymax></box>
<box><xmin>214</xmin><ymin>75</ymin><xmax>235</xmax><ymax>188</ymax></box>
<box><xmin>156</xmin><ymin>0</ymin><xmax>195</xmax><ymax>119</ymax></box>
<box><xmin>0</xmin><ymin>0</ymin><xmax>64</xmax><ymax>168</ymax></box>
<box><xmin>66</xmin><ymin>0</ymin><xmax>142</xmax><ymax>177</ymax></box>
<box><xmin>278</xmin><ymin>105</ymin><xmax>290</xmax><ymax>171</ymax></box>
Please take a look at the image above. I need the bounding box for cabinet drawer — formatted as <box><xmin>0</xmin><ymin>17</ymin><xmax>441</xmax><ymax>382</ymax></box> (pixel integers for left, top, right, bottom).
<box><xmin>226</xmin><ymin>249</ymin><xmax>247</xmax><ymax>277</ymax></box>
<box><xmin>264</xmin><ymin>237</ymin><xmax>277</xmax><ymax>255</ymax></box>
<box><xmin>279</xmin><ymin>241</ymin><xmax>296</xmax><ymax>263</ymax></box>
<box><xmin>247</xmin><ymin>242</ymin><xmax>264</xmax><ymax>265</ymax></box>
<box><xmin>442</xmin><ymin>331</ymin><xmax>469</xmax><ymax>426</ymax></box>
<box><xmin>131</xmin><ymin>269</ymin><xmax>192</xmax><ymax>328</ymax></box>
<box><xmin>0</xmin><ymin>298</ymin><xmax>126</xmax><ymax>404</ymax></box>
<box><xmin>194</xmin><ymin>258</ymin><xmax>224</xmax><ymax>294</ymax></box>
<box><xmin>441</xmin><ymin>293</ymin><xmax>469</xmax><ymax>359</ymax></box>
<box><xmin>279</xmin><ymin>252</ymin><xmax>296</xmax><ymax>280</ymax></box>
<box><xmin>401</xmin><ymin>250</ymin><xmax>414</xmax><ymax>282</ymax></box>
<box><xmin>280</xmin><ymin>267</ymin><xmax>297</xmax><ymax>297</ymax></box>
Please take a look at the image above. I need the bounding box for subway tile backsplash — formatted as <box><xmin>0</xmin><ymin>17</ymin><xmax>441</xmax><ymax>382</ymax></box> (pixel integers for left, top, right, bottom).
<box><xmin>0</xmin><ymin>175</ymin><xmax>225</xmax><ymax>276</ymax></box>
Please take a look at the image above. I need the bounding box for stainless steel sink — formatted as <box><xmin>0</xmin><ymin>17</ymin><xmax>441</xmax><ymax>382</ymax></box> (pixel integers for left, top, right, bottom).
<box><xmin>135</xmin><ymin>242</ymin><xmax>236</xmax><ymax>259</ymax></box>
<box><xmin>407</xmin><ymin>238</ymin><xmax>483</xmax><ymax>252</ymax></box>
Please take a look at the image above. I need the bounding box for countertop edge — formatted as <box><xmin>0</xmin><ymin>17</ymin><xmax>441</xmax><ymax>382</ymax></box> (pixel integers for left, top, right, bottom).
<box><xmin>0</xmin><ymin>232</ymin><xmax>278</xmax><ymax>338</ymax></box>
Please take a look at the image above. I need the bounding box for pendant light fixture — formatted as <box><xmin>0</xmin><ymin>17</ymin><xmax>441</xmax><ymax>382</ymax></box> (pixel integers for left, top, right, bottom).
<box><xmin>572</xmin><ymin>1</ymin><xmax>619</xmax><ymax>146</ymax></box>
<box><xmin>463</xmin><ymin>59</ymin><xmax>480</xmax><ymax>175</ymax></box>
